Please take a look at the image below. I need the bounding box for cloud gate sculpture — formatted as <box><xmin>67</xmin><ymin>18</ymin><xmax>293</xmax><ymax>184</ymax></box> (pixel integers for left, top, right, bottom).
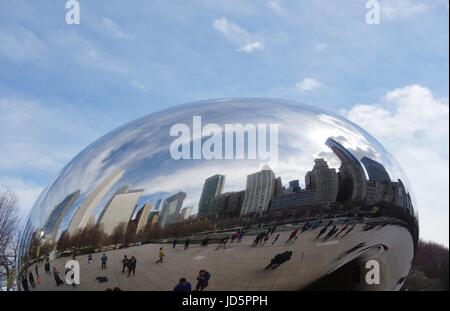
<box><xmin>17</xmin><ymin>98</ymin><xmax>418</xmax><ymax>291</ymax></box>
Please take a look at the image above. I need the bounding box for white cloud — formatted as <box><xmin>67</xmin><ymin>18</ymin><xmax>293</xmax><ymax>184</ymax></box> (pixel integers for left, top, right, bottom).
<box><xmin>212</xmin><ymin>17</ymin><xmax>264</xmax><ymax>53</ymax></box>
<box><xmin>268</xmin><ymin>0</ymin><xmax>284</xmax><ymax>15</ymax></box>
<box><xmin>0</xmin><ymin>25</ymin><xmax>46</xmax><ymax>62</ymax></box>
<box><xmin>314</xmin><ymin>42</ymin><xmax>328</xmax><ymax>52</ymax></box>
<box><xmin>101</xmin><ymin>17</ymin><xmax>127</xmax><ymax>39</ymax></box>
<box><xmin>346</xmin><ymin>85</ymin><xmax>449</xmax><ymax>245</ymax></box>
<box><xmin>381</xmin><ymin>0</ymin><xmax>428</xmax><ymax>20</ymax></box>
<box><xmin>237</xmin><ymin>41</ymin><xmax>264</xmax><ymax>53</ymax></box>
<box><xmin>130</xmin><ymin>80</ymin><xmax>149</xmax><ymax>93</ymax></box>
<box><xmin>0</xmin><ymin>97</ymin><xmax>107</xmax><ymax>215</ymax></box>
<box><xmin>0</xmin><ymin>177</ymin><xmax>43</xmax><ymax>216</ymax></box>
<box><xmin>295</xmin><ymin>78</ymin><xmax>322</xmax><ymax>92</ymax></box>
<box><xmin>0</xmin><ymin>97</ymin><xmax>101</xmax><ymax>175</ymax></box>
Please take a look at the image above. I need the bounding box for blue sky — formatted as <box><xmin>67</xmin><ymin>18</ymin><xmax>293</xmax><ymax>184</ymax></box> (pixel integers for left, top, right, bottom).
<box><xmin>0</xmin><ymin>0</ymin><xmax>448</xmax><ymax>245</ymax></box>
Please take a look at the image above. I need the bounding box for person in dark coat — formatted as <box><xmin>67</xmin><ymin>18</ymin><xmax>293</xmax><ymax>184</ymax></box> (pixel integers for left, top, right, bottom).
<box><xmin>53</xmin><ymin>266</ymin><xmax>64</xmax><ymax>286</ymax></box>
<box><xmin>28</xmin><ymin>270</ymin><xmax>36</xmax><ymax>288</ymax></box>
<box><xmin>195</xmin><ymin>270</ymin><xmax>211</xmax><ymax>291</ymax></box>
<box><xmin>21</xmin><ymin>274</ymin><xmax>29</xmax><ymax>291</ymax></box>
<box><xmin>184</xmin><ymin>238</ymin><xmax>191</xmax><ymax>250</ymax></box>
<box><xmin>101</xmin><ymin>253</ymin><xmax>108</xmax><ymax>269</ymax></box>
<box><xmin>44</xmin><ymin>259</ymin><xmax>51</xmax><ymax>274</ymax></box>
<box><xmin>128</xmin><ymin>256</ymin><xmax>137</xmax><ymax>277</ymax></box>
<box><xmin>173</xmin><ymin>278</ymin><xmax>192</xmax><ymax>291</ymax></box>
<box><xmin>122</xmin><ymin>255</ymin><xmax>129</xmax><ymax>273</ymax></box>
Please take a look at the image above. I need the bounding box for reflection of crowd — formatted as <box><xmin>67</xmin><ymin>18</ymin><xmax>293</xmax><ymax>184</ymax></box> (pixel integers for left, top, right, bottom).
<box><xmin>21</xmin><ymin>217</ymin><xmax>370</xmax><ymax>291</ymax></box>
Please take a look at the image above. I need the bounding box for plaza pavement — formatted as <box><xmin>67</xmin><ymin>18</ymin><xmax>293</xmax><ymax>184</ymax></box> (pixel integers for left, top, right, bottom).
<box><xmin>30</xmin><ymin>219</ymin><xmax>414</xmax><ymax>291</ymax></box>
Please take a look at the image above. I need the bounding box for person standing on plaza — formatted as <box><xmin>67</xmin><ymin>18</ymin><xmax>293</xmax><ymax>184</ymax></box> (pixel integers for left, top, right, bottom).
<box><xmin>35</xmin><ymin>265</ymin><xmax>41</xmax><ymax>285</ymax></box>
<box><xmin>173</xmin><ymin>238</ymin><xmax>178</xmax><ymax>248</ymax></box>
<box><xmin>28</xmin><ymin>270</ymin><xmax>36</xmax><ymax>288</ymax></box>
<box><xmin>252</xmin><ymin>234</ymin><xmax>261</xmax><ymax>247</ymax></box>
<box><xmin>237</xmin><ymin>231</ymin><xmax>244</xmax><ymax>243</ymax></box>
<box><xmin>122</xmin><ymin>255</ymin><xmax>129</xmax><ymax>273</ymax></box>
<box><xmin>101</xmin><ymin>253</ymin><xmax>108</xmax><ymax>269</ymax></box>
<box><xmin>156</xmin><ymin>247</ymin><xmax>165</xmax><ymax>263</ymax></box>
<box><xmin>88</xmin><ymin>254</ymin><xmax>93</xmax><ymax>264</ymax></box>
<box><xmin>34</xmin><ymin>265</ymin><xmax>39</xmax><ymax>278</ymax></box>
<box><xmin>195</xmin><ymin>269</ymin><xmax>211</xmax><ymax>291</ymax></box>
<box><xmin>128</xmin><ymin>256</ymin><xmax>137</xmax><ymax>277</ymax></box>
<box><xmin>272</xmin><ymin>233</ymin><xmax>280</xmax><ymax>245</ymax></box>
<box><xmin>21</xmin><ymin>274</ymin><xmax>29</xmax><ymax>291</ymax></box>
<box><xmin>173</xmin><ymin>277</ymin><xmax>192</xmax><ymax>291</ymax></box>
<box><xmin>53</xmin><ymin>266</ymin><xmax>64</xmax><ymax>286</ymax></box>
<box><xmin>262</xmin><ymin>232</ymin><xmax>270</xmax><ymax>245</ymax></box>
<box><xmin>285</xmin><ymin>228</ymin><xmax>299</xmax><ymax>244</ymax></box>
<box><xmin>184</xmin><ymin>238</ymin><xmax>191</xmax><ymax>250</ymax></box>
<box><xmin>44</xmin><ymin>258</ymin><xmax>50</xmax><ymax>274</ymax></box>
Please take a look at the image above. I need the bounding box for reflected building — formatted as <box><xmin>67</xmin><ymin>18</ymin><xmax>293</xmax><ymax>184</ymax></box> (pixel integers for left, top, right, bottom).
<box><xmin>275</xmin><ymin>177</ymin><xmax>283</xmax><ymax>195</ymax></box>
<box><xmin>288</xmin><ymin>180</ymin><xmax>300</xmax><ymax>192</ymax></box>
<box><xmin>147</xmin><ymin>211</ymin><xmax>160</xmax><ymax>228</ymax></box>
<box><xmin>392</xmin><ymin>179</ymin><xmax>408</xmax><ymax>210</ymax></box>
<box><xmin>198</xmin><ymin>174</ymin><xmax>225</xmax><ymax>219</ymax></box>
<box><xmin>179</xmin><ymin>206</ymin><xmax>193</xmax><ymax>221</ymax></box>
<box><xmin>135</xmin><ymin>202</ymin><xmax>153</xmax><ymax>234</ymax></box>
<box><xmin>366</xmin><ymin>181</ymin><xmax>386</xmax><ymax>206</ymax></box>
<box><xmin>325</xmin><ymin>138</ymin><xmax>367</xmax><ymax>202</ymax></box>
<box><xmin>66</xmin><ymin>169</ymin><xmax>125</xmax><ymax>236</ymax></box>
<box><xmin>361</xmin><ymin>156</ymin><xmax>391</xmax><ymax>183</ymax></box>
<box><xmin>97</xmin><ymin>185</ymin><xmax>129</xmax><ymax>223</ymax></box>
<box><xmin>270</xmin><ymin>190</ymin><xmax>315</xmax><ymax>213</ymax></box>
<box><xmin>241</xmin><ymin>166</ymin><xmax>276</xmax><ymax>216</ymax></box>
<box><xmin>159</xmin><ymin>191</ymin><xmax>187</xmax><ymax>228</ymax></box>
<box><xmin>305</xmin><ymin>158</ymin><xmax>339</xmax><ymax>206</ymax></box>
<box><xmin>221</xmin><ymin>190</ymin><xmax>245</xmax><ymax>219</ymax></box>
<box><xmin>42</xmin><ymin>190</ymin><xmax>80</xmax><ymax>241</ymax></box>
<box><xmin>97</xmin><ymin>188</ymin><xmax>143</xmax><ymax>235</ymax></box>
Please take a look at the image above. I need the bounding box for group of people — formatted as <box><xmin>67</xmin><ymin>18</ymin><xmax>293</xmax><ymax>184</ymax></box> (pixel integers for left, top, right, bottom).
<box><xmin>173</xmin><ymin>269</ymin><xmax>211</xmax><ymax>291</ymax></box>
<box><xmin>21</xmin><ymin>260</ymin><xmax>49</xmax><ymax>291</ymax></box>
<box><xmin>316</xmin><ymin>220</ymin><xmax>355</xmax><ymax>240</ymax></box>
<box><xmin>252</xmin><ymin>226</ymin><xmax>279</xmax><ymax>247</ymax></box>
<box><xmin>172</xmin><ymin>238</ymin><xmax>191</xmax><ymax>250</ymax></box>
<box><xmin>121</xmin><ymin>255</ymin><xmax>138</xmax><ymax>276</ymax></box>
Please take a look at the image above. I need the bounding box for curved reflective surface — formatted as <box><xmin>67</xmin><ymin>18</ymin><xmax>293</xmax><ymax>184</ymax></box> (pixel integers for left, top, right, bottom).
<box><xmin>17</xmin><ymin>98</ymin><xmax>418</xmax><ymax>291</ymax></box>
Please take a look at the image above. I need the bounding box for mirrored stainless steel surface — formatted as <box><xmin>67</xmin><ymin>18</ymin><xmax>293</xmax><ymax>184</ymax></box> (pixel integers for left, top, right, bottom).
<box><xmin>17</xmin><ymin>98</ymin><xmax>418</xmax><ymax>291</ymax></box>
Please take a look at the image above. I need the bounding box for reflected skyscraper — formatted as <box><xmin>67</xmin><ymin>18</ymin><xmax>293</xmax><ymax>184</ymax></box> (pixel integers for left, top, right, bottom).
<box><xmin>198</xmin><ymin>174</ymin><xmax>225</xmax><ymax>219</ymax></box>
<box><xmin>179</xmin><ymin>206</ymin><xmax>193</xmax><ymax>221</ymax></box>
<box><xmin>159</xmin><ymin>191</ymin><xmax>187</xmax><ymax>228</ymax></box>
<box><xmin>361</xmin><ymin>156</ymin><xmax>391</xmax><ymax>183</ymax></box>
<box><xmin>97</xmin><ymin>185</ymin><xmax>129</xmax><ymax>224</ymax></box>
<box><xmin>274</xmin><ymin>177</ymin><xmax>283</xmax><ymax>195</ymax></box>
<box><xmin>42</xmin><ymin>190</ymin><xmax>80</xmax><ymax>241</ymax></box>
<box><xmin>305</xmin><ymin>158</ymin><xmax>339</xmax><ymax>205</ymax></box>
<box><xmin>325</xmin><ymin>138</ymin><xmax>367</xmax><ymax>202</ymax></box>
<box><xmin>135</xmin><ymin>202</ymin><xmax>154</xmax><ymax>234</ymax></box>
<box><xmin>241</xmin><ymin>165</ymin><xmax>276</xmax><ymax>216</ymax></box>
<box><xmin>98</xmin><ymin>188</ymin><xmax>143</xmax><ymax>235</ymax></box>
<box><xmin>66</xmin><ymin>169</ymin><xmax>125</xmax><ymax>236</ymax></box>
<box><xmin>366</xmin><ymin>181</ymin><xmax>386</xmax><ymax>206</ymax></box>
